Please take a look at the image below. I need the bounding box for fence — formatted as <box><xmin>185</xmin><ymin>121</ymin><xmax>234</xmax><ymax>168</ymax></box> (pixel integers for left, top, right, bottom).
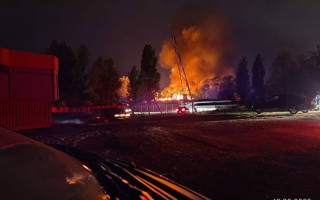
<box><xmin>0</xmin><ymin>100</ymin><xmax>51</xmax><ymax>130</ymax></box>
<box><xmin>51</xmin><ymin>103</ymin><xmax>179</xmax><ymax>114</ymax></box>
<box><xmin>51</xmin><ymin>105</ymin><xmax>126</xmax><ymax>113</ymax></box>
<box><xmin>132</xmin><ymin>103</ymin><xmax>179</xmax><ymax>114</ymax></box>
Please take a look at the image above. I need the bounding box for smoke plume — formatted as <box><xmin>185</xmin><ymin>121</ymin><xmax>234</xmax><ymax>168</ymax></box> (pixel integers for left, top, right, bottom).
<box><xmin>159</xmin><ymin>12</ymin><xmax>234</xmax><ymax>99</ymax></box>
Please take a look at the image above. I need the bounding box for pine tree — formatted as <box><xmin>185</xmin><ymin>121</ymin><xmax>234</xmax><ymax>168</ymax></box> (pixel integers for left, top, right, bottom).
<box><xmin>138</xmin><ymin>45</ymin><xmax>160</xmax><ymax>104</ymax></box>
<box><xmin>46</xmin><ymin>41</ymin><xmax>90</xmax><ymax>106</ymax></box>
<box><xmin>267</xmin><ymin>48</ymin><xmax>299</xmax><ymax>96</ymax></box>
<box><xmin>75</xmin><ymin>45</ymin><xmax>90</xmax><ymax>104</ymax></box>
<box><xmin>46</xmin><ymin>41</ymin><xmax>77</xmax><ymax>105</ymax></box>
<box><xmin>88</xmin><ymin>57</ymin><xmax>121</xmax><ymax>104</ymax></box>
<box><xmin>252</xmin><ymin>54</ymin><xmax>265</xmax><ymax>100</ymax></box>
<box><xmin>128</xmin><ymin>66</ymin><xmax>140</xmax><ymax>103</ymax></box>
<box><xmin>219</xmin><ymin>75</ymin><xmax>236</xmax><ymax>100</ymax></box>
<box><xmin>236</xmin><ymin>56</ymin><xmax>250</xmax><ymax>103</ymax></box>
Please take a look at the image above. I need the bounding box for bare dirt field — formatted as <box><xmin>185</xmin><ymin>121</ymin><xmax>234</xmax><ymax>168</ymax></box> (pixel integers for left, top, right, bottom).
<box><xmin>23</xmin><ymin>111</ymin><xmax>320</xmax><ymax>200</ymax></box>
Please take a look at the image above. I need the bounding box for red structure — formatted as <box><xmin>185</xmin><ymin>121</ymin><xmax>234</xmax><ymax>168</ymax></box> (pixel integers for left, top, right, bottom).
<box><xmin>0</xmin><ymin>47</ymin><xmax>58</xmax><ymax>130</ymax></box>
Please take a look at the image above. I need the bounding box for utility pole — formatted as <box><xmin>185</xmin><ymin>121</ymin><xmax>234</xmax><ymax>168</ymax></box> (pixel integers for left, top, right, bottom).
<box><xmin>171</xmin><ymin>31</ymin><xmax>195</xmax><ymax>113</ymax></box>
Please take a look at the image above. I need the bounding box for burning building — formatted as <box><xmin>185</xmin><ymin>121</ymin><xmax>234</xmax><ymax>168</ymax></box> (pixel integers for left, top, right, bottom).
<box><xmin>159</xmin><ymin>14</ymin><xmax>234</xmax><ymax>100</ymax></box>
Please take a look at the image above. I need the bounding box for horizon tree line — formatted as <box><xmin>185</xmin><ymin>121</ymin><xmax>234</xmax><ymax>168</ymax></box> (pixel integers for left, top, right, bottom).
<box><xmin>198</xmin><ymin>54</ymin><xmax>266</xmax><ymax>103</ymax></box>
<box><xmin>199</xmin><ymin>45</ymin><xmax>320</xmax><ymax>105</ymax></box>
<box><xmin>46</xmin><ymin>41</ymin><xmax>161</xmax><ymax>107</ymax></box>
<box><xmin>47</xmin><ymin>40</ymin><xmax>320</xmax><ymax>107</ymax></box>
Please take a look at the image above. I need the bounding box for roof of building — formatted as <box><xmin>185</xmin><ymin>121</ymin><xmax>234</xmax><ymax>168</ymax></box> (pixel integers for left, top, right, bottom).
<box><xmin>0</xmin><ymin>47</ymin><xmax>58</xmax><ymax>71</ymax></box>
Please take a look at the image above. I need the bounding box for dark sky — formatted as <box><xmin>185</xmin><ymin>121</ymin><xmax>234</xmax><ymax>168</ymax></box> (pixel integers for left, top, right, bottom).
<box><xmin>1</xmin><ymin>0</ymin><xmax>320</xmax><ymax>88</ymax></box>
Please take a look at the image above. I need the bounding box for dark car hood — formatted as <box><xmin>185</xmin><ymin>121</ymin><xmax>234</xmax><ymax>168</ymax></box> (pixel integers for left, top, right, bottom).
<box><xmin>52</xmin><ymin>145</ymin><xmax>211</xmax><ymax>200</ymax></box>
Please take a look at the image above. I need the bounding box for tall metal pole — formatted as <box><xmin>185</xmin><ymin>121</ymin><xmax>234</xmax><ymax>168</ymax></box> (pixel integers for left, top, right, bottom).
<box><xmin>172</xmin><ymin>32</ymin><xmax>185</xmax><ymax>98</ymax></box>
<box><xmin>171</xmin><ymin>31</ymin><xmax>195</xmax><ymax>113</ymax></box>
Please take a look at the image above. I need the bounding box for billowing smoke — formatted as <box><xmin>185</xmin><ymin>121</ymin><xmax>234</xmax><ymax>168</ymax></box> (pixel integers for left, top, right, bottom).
<box><xmin>159</xmin><ymin>13</ymin><xmax>234</xmax><ymax>99</ymax></box>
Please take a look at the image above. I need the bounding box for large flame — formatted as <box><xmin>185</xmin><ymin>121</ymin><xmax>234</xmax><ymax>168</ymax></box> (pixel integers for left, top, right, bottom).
<box><xmin>159</xmin><ymin>14</ymin><xmax>234</xmax><ymax>100</ymax></box>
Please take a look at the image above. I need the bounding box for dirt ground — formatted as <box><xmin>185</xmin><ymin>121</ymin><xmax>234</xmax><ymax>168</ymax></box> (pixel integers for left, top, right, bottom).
<box><xmin>23</xmin><ymin>111</ymin><xmax>320</xmax><ymax>200</ymax></box>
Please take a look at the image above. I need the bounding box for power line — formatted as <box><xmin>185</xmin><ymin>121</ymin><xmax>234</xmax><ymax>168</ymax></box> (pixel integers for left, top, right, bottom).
<box><xmin>171</xmin><ymin>31</ymin><xmax>195</xmax><ymax>113</ymax></box>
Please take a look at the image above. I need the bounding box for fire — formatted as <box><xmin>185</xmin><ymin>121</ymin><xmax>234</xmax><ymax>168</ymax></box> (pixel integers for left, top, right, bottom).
<box><xmin>159</xmin><ymin>86</ymin><xmax>185</xmax><ymax>101</ymax></box>
<box><xmin>159</xmin><ymin>14</ymin><xmax>234</xmax><ymax>100</ymax></box>
<box><xmin>117</xmin><ymin>76</ymin><xmax>129</xmax><ymax>100</ymax></box>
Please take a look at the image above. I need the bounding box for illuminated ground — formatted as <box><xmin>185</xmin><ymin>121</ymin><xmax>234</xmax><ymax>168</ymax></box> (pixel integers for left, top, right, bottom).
<box><xmin>25</xmin><ymin>111</ymin><xmax>320</xmax><ymax>200</ymax></box>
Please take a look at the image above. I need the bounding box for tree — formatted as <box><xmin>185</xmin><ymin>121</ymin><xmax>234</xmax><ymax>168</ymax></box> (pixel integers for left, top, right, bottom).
<box><xmin>219</xmin><ymin>75</ymin><xmax>236</xmax><ymax>100</ymax></box>
<box><xmin>128</xmin><ymin>66</ymin><xmax>140</xmax><ymax>103</ymax></box>
<box><xmin>197</xmin><ymin>77</ymin><xmax>221</xmax><ymax>99</ymax></box>
<box><xmin>196</xmin><ymin>76</ymin><xmax>235</xmax><ymax>100</ymax></box>
<box><xmin>46</xmin><ymin>41</ymin><xmax>77</xmax><ymax>105</ymax></box>
<box><xmin>117</xmin><ymin>76</ymin><xmax>130</xmax><ymax>101</ymax></box>
<box><xmin>138</xmin><ymin>45</ymin><xmax>161</xmax><ymax>104</ymax></box>
<box><xmin>252</xmin><ymin>54</ymin><xmax>265</xmax><ymax>100</ymax></box>
<box><xmin>74</xmin><ymin>45</ymin><xmax>90</xmax><ymax>104</ymax></box>
<box><xmin>307</xmin><ymin>44</ymin><xmax>320</xmax><ymax>67</ymax></box>
<box><xmin>46</xmin><ymin>41</ymin><xmax>90</xmax><ymax>106</ymax></box>
<box><xmin>299</xmin><ymin>45</ymin><xmax>320</xmax><ymax>97</ymax></box>
<box><xmin>236</xmin><ymin>56</ymin><xmax>250</xmax><ymax>103</ymax></box>
<box><xmin>267</xmin><ymin>47</ymin><xmax>320</xmax><ymax>98</ymax></box>
<box><xmin>88</xmin><ymin>57</ymin><xmax>121</xmax><ymax>104</ymax></box>
<box><xmin>267</xmin><ymin>48</ymin><xmax>299</xmax><ymax>96</ymax></box>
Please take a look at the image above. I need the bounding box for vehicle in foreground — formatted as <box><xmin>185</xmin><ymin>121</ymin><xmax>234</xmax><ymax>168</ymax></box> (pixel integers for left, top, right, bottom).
<box><xmin>0</xmin><ymin>126</ymin><xmax>210</xmax><ymax>200</ymax></box>
<box><xmin>90</xmin><ymin>107</ymin><xmax>131</xmax><ymax>123</ymax></box>
<box><xmin>252</xmin><ymin>94</ymin><xmax>316</xmax><ymax>114</ymax></box>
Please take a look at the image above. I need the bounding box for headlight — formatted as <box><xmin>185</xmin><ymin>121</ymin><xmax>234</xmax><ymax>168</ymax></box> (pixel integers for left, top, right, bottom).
<box><xmin>125</xmin><ymin>108</ymin><xmax>132</xmax><ymax>113</ymax></box>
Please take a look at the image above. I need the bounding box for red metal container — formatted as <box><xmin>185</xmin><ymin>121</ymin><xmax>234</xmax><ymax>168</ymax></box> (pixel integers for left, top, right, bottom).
<box><xmin>0</xmin><ymin>47</ymin><xmax>58</xmax><ymax>130</ymax></box>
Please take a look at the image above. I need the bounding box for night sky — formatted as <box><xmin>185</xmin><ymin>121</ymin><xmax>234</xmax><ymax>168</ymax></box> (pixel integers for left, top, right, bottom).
<box><xmin>1</xmin><ymin>0</ymin><xmax>320</xmax><ymax>88</ymax></box>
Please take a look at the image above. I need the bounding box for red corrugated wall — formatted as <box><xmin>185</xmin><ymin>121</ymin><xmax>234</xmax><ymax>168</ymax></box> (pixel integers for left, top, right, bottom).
<box><xmin>0</xmin><ymin>47</ymin><xmax>58</xmax><ymax>130</ymax></box>
<box><xmin>0</xmin><ymin>100</ymin><xmax>51</xmax><ymax>130</ymax></box>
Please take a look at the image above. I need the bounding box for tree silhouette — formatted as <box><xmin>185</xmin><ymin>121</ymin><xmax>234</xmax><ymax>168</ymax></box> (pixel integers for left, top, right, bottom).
<box><xmin>252</xmin><ymin>54</ymin><xmax>265</xmax><ymax>100</ymax></box>
<box><xmin>88</xmin><ymin>57</ymin><xmax>121</xmax><ymax>104</ymax></box>
<box><xmin>128</xmin><ymin>66</ymin><xmax>140</xmax><ymax>103</ymax></box>
<box><xmin>138</xmin><ymin>45</ymin><xmax>160</xmax><ymax>104</ymax></box>
<box><xmin>307</xmin><ymin>45</ymin><xmax>320</xmax><ymax>67</ymax></box>
<box><xmin>300</xmin><ymin>45</ymin><xmax>320</xmax><ymax>97</ymax></box>
<box><xmin>267</xmin><ymin>48</ymin><xmax>299</xmax><ymax>96</ymax></box>
<box><xmin>219</xmin><ymin>75</ymin><xmax>236</xmax><ymax>100</ymax></box>
<box><xmin>236</xmin><ymin>56</ymin><xmax>250</xmax><ymax>103</ymax></box>
<box><xmin>197</xmin><ymin>77</ymin><xmax>221</xmax><ymax>99</ymax></box>
<box><xmin>46</xmin><ymin>41</ymin><xmax>78</xmax><ymax>105</ymax></box>
<box><xmin>74</xmin><ymin>45</ymin><xmax>90</xmax><ymax>104</ymax></box>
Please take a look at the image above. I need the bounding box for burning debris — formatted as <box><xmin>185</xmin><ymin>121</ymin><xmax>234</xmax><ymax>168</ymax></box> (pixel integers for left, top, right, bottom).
<box><xmin>159</xmin><ymin>14</ymin><xmax>234</xmax><ymax>100</ymax></box>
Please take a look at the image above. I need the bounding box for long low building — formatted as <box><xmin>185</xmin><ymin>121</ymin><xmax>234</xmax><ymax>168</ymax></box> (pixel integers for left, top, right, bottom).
<box><xmin>0</xmin><ymin>47</ymin><xmax>58</xmax><ymax>130</ymax></box>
